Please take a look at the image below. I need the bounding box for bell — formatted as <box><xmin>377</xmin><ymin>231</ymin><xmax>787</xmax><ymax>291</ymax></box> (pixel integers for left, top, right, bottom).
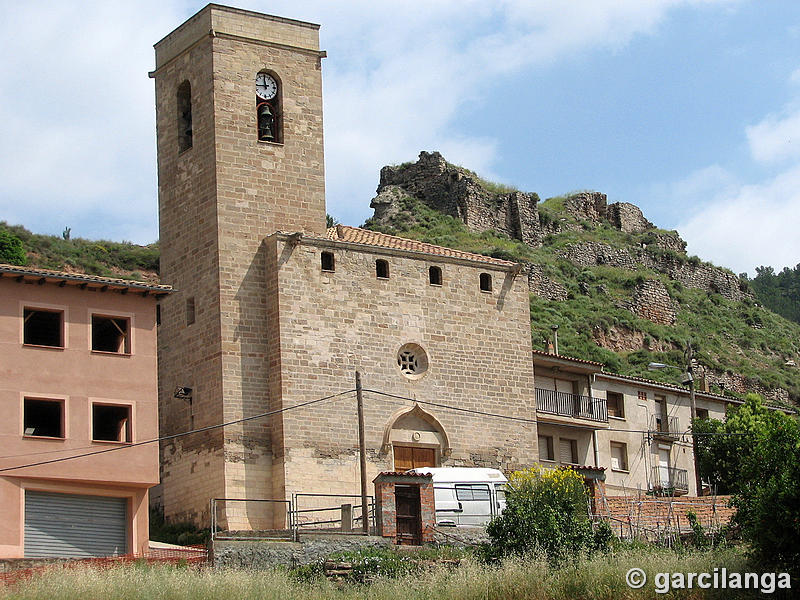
<box><xmin>257</xmin><ymin>103</ymin><xmax>274</xmax><ymax>141</ymax></box>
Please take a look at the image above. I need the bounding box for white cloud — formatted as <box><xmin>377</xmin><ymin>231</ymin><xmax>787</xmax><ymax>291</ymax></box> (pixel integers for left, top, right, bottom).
<box><xmin>677</xmin><ymin>165</ymin><xmax>800</xmax><ymax>274</ymax></box>
<box><xmin>746</xmin><ymin>105</ymin><xmax>800</xmax><ymax>164</ymax></box>
<box><xmin>0</xmin><ymin>0</ymin><xmax>737</xmax><ymax>240</ymax></box>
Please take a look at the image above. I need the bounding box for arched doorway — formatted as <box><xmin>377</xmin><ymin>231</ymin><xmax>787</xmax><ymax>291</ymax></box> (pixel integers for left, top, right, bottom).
<box><xmin>382</xmin><ymin>404</ymin><xmax>450</xmax><ymax>471</ymax></box>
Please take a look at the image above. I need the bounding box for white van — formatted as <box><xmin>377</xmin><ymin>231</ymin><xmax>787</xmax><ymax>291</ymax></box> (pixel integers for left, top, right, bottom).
<box><xmin>407</xmin><ymin>467</ymin><xmax>508</xmax><ymax>527</ymax></box>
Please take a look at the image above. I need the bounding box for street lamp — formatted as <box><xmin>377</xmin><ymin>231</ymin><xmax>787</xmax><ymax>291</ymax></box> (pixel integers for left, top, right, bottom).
<box><xmin>647</xmin><ymin>343</ymin><xmax>702</xmax><ymax>496</ymax></box>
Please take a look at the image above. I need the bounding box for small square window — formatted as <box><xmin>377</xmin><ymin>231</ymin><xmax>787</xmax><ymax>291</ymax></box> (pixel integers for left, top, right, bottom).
<box><xmin>610</xmin><ymin>441</ymin><xmax>628</xmax><ymax>471</ymax></box>
<box><xmin>376</xmin><ymin>259</ymin><xmax>389</xmax><ymax>279</ymax></box>
<box><xmin>321</xmin><ymin>251</ymin><xmax>335</xmax><ymax>272</ymax></box>
<box><xmin>695</xmin><ymin>408</ymin><xmax>709</xmax><ymax>420</ymax></box>
<box><xmin>92</xmin><ymin>315</ymin><xmax>130</xmax><ymax>354</ymax></box>
<box><xmin>92</xmin><ymin>404</ymin><xmax>131</xmax><ymax>443</ymax></box>
<box><xmin>607</xmin><ymin>391</ymin><xmax>625</xmax><ymax>418</ymax></box>
<box><xmin>479</xmin><ymin>272</ymin><xmax>492</xmax><ymax>292</ymax></box>
<box><xmin>24</xmin><ymin>398</ymin><xmax>64</xmax><ymax>438</ymax></box>
<box><xmin>23</xmin><ymin>308</ymin><xmax>63</xmax><ymax>348</ymax></box>
<box><xmin>637</xmin><ymin>390</ymin><xmax>647</xmax><ymax>402</ymax></box>
<box><xmin>429</xmin><ymin>266</ymin><xmax>442</xmax><ymax>286</ymax></box>
<box><xmin>538</xmin><ymin>435</ymin><xmax>554</xmax><ymax>461</ymax></box>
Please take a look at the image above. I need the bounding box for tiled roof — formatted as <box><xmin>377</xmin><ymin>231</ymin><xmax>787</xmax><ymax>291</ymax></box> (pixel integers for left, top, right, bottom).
<box><xmin>0</xmin><ymin>263</ymin><xmax>172</xmax><ymax>293</ymax></box>
<box><xmin>325</xmin><ymin>225</ymin><xmax>518</xmax><ymax>268</ymax></box>
<box><xmin>532</xmin><ymin>349</ymin><xmax>605</xmax><ymax>367</ymax></box>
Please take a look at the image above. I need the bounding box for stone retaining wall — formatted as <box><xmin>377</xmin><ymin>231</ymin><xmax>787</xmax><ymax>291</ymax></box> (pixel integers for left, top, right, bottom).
<box><xmin>211</xmin><ymin>534</ymin><xmax>393</xmax><ymax>568</ymax></box>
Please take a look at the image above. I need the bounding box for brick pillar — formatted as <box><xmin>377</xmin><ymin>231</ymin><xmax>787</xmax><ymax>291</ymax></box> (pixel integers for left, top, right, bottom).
<box><xmin>419</xmin><ymin>481</ymin><xmax>436</xmax><ymax>543</ymax></box>
<box><xmin>373</xmin><ymin>479</ymin><xmax>396</xmax><ymax>539</ymax></box>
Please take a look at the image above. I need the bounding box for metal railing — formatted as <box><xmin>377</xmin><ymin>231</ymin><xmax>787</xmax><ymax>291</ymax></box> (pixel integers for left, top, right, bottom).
<box><xmin>535</xmin><ymin>388</ymin><xmax>608</xmax><ymax>422</ymax></box>
<box><xmin>651</xmin><ymin>414</ymin><xmax>680</xmax><ymax>440</ymax></box>
<box><xmin>290</xmin><ymin>493</ymin><xmax>375</xmax><ymax>535</ymax></box>
<box><xmin>650</xmin><ymin>466</ymin><xmax>689</xmax><ymax>493</ymax></box>
<box><xmin>210</xmin><ymin>498</ymin><xmax>294</xmax><ymax>541</ymax></box>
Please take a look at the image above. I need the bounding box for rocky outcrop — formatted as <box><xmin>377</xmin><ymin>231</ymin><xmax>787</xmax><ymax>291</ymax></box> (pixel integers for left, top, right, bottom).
<box><xmin>592</xmin><ymin>325</ymin><xmax>678</xmax><ymax>352</ymax></box>
<box><xmin>373</xmin><ymin>151</ymin><xmax>542</xmax><ymax>246</ymax></box>
<box><xmin>607</xmin><ymin>202</ymin><xmax>654</xmax><ymax>233</ymax></box>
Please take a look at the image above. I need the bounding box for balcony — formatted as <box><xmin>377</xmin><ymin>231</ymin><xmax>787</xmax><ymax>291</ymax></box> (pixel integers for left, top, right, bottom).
<box><xmin>650</xmin><ymin>414</ymin><xmax>680</xmax><ymax>441</ymax></box>
<box><xmin>650</xmin><ymin>466</ymin><xmax>689</xmax><ymax>494</ymax></box>
<box><xmin>535</xmin><ymin>389</ymin><xmax>608</xmax><ymax>423</ymax></box>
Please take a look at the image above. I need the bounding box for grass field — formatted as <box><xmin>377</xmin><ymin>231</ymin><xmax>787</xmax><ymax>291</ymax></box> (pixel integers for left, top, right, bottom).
<box><xmin>2</xmin><ymin>545</ymin><xmax>779</xmax><ymax>600</ymax></box>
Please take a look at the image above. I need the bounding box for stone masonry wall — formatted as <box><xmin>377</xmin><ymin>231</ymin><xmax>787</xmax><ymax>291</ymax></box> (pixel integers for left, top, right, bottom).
<box><xmin>154</xmin><ymin>6</ymin><xmax>327</xmax><ymax>527</ymax></box>
<box><xmin>212</xmin><ymin>535</ymin><xmax>393</xmax><ymax>568</ymax></box>
<box><xmin>627</xmin><ymin>279</ymin><xmax>676</xmax><ymax>325</ymax></box>
<box><xmin>269</xmin><ymin>235</ymin><xmax>538</xmax><ymax>503</ymax></box>
<box><xmin>154</xmin><ymin>30</ymin><xmax>227</xmax><ymax>526</ymax></box>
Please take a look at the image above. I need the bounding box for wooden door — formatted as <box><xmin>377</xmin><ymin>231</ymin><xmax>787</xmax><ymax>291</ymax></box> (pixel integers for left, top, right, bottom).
<box><xmin>393</xmin><ymin>446</ymin><xmax>436</xmax><ymax>471</ymax></box>
<box><xmin>395</xmin><ymin>485</ymin><xmax>421</xmax><ymax>545</ymax></box>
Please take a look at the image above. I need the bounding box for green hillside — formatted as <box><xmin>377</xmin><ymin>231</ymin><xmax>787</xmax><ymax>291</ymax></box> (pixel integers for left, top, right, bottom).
<box><xmin>0</xmin><ymin>222</ymin><xmax>159</xmax><ymax>282</ymax></box>
<box><xmin>363</xmin><ymin>194</ymin><xmax>800</xmax><ymax>405</ymax></box>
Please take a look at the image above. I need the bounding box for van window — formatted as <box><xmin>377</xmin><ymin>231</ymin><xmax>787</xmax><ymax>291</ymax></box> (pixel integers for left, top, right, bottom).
<box><xmin>455</xmin><ymin>484</ymin><xmax>490</xmax><ymax>501</ymax></box>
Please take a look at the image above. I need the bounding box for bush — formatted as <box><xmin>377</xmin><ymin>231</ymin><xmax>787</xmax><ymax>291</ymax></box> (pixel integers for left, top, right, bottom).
<box><xmin>484</xmin><ymin>466</ymin><xmax>611</xmax><ymax>565</ymax></box>
<box><xmin>0</xmin><ymin>229</ymin><xmax>26</xmax><ymax>265</ymax></box>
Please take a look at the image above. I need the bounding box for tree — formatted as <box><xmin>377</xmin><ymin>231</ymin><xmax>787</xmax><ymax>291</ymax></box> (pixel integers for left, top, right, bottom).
<box><xmin>732</xmin><ymin>406</ymin><xmax>800</xmax><ymax>572</ymax></box>
<box><xmin>485</xmin><ymin>466</ymin><xmax>611</xmax><ymax>565</ymax></box>
<box><xmin>695</xmin><ymin>394</ymin><xmax>800</xmax><ymax>572</ymax></box>
<box><xmin>694</xmin><ymin>394</ymin><xmax>774</xmax><ymax>494</ymax></box>
<box><xmin>0</xmin><ymin>229</ymin><xmax>26</xmax><ymax>265</ymax></box>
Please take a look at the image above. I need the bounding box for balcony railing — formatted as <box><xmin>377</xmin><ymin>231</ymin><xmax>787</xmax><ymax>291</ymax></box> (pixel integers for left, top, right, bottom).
<box><xmin>650</xmin><ymin>414</ymin><xmax>680</xmax><ymax>440</ymax></box>
<box><xmin>651</xmin><ymin>466</ymin><xmax>689</xmax><ymax>493</ymax></box>
<box><xmin>535</xmin><ymin>389</ymin><xmax>608</xmax><ymax>423</ymax></box>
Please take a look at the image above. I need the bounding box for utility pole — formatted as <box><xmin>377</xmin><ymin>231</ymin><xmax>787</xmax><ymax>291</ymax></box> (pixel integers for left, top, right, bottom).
<box><xmin>356</xmin><ymin>371</ymin><xmax>369</xmax><ymax>534</ymax></box>
<box><xmin>686</xmin><ymin>342</ymin><xmax>702</xmax><ymax>496</ymax></box>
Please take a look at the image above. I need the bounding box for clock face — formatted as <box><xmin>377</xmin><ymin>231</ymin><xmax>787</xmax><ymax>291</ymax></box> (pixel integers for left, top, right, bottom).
<box><xmin>255</xmin><ymin>72</ymin><xmax>278</xmax><ymax>100</ymax></box>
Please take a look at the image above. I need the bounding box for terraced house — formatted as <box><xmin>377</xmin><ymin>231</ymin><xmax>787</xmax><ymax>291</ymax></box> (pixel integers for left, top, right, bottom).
<box><xmin>0</xmin><ymin>265</ymin><xmax>169</xmax><ymax>558</ymax></box>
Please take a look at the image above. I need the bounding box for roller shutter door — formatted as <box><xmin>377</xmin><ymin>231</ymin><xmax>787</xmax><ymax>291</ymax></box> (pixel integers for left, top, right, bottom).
<box><xmin>24</xmin><ymin>491</ymin><xmax>128</xmax><ymax>558</ymax></box>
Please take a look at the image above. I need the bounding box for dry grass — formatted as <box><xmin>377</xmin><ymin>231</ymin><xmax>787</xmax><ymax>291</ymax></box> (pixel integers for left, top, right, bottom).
<box><xmin>1</xmin><ymin>545</ymin><xmax>766</xmax><ymax>600</ymax></box>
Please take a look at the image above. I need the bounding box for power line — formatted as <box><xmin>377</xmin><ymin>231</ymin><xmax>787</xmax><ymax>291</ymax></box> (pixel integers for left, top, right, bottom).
<box><xmin>362</xmin><ymin>388</ymin><xmax>750</xmax><ymax>437</ymax></box>
<box><xmin>0</xmin><ymin>390</ymin><xmax>356</xmax><ymax>473</ymax></box>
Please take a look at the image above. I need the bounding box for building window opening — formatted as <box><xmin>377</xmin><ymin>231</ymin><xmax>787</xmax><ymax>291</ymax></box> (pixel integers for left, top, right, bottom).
<box><xmin>186</xmin><ymin>297</ymin><xmax>195</xmax><ymax>326</ymax></box>
<box><xmin>607</xmin><ymin>391</ymin><xmax>625</xmax><ymax>418</ymax></box>
<box><xmin>397</xmin><ymin>343</ymin><xmax>429</xmax><ymax>379</ymax></box>
<box><xmin>177</xmin><ymin>80</ymin><xmax>192</xmax><ymax>152</ymax></box>
<box><xmin>429</xmin><ymin>266</ymin><xmax>442</xmax><ymax>286</ymax></box>
<box><xmin>92</xmin><ymin>315</ymin><xmax>130</xmax><ymax>353</ymax></box>
<box><xmin>93</xmin><ymin>404</ymin><xmax>131</xmax><ymax>443</ymax></box>
<box><xmin>560</xmin><ymin>438</ymin><xmax>579</xmax><ymax>465</ymax></box>
<box><xmin>696</xmin><ymin>408</ymin><xmax>709</xmax><ymax>420</ymax></box>
<box><xmin>376</xmin><ymin>259</ymin><xmax>389</xmax><ymax>279</ymax></box>
<box><xmin>24</xmin><ymin>398</ymin><xmax>63</xmax><ymax>438</ymax></box>
<box><xmin>610</xmin><ymin>441</ymin><xmax>628</xmax><ymax>471</ymax></box>
<box><xmin>321</xmin><ymin>251</ymin><xmax>335</xmax><ymax>272</ymax></box>
<box><xmin>538</xmin><ymin>435</ymin><xmax>554</xmax><ymax>461</ymax></box>
<box><xmin>23</xmin><ymin>308</ymin><xmax>63</xmax><ymax>347</ymax></box>
<box><xmin>255</xmin><ymin>71</ymin><xmax>282</xmax><ymax>143</ymax></box>
<box><xmin>479</xmin><ymin>272</ymin><xmax>492</xmax><ymax>292</ymax></box>
<box><xmin>156</xmin><ymin>304</ymin><xmax>161</xmax><ymax>326</ymax></box>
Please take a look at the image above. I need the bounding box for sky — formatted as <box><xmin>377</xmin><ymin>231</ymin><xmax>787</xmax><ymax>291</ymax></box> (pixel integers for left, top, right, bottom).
<box><xmin>1</xmin><ymin>0</ymin><xmax>799</xmax><ymax>276</ymax></box>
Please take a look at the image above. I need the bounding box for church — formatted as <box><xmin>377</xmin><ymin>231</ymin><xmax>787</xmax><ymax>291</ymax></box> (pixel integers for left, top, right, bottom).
<box><xmin>152</xmin><ymin>4</ymin><xmax>538</xmax><ymax>527</ymax></box>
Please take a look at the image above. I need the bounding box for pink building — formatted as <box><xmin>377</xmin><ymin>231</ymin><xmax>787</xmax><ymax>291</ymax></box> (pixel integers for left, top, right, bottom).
<box><xmin>0</xmin><ymin>264</ymin><xmax>170</xmax><ymax>558</ymax></box>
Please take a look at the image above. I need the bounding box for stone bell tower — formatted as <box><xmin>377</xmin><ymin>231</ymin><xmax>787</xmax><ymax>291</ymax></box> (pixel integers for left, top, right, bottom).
<box><xmin>151</xmin><ymin>4</ymin><xmax>326</xmax><ymax>524</ymax></box>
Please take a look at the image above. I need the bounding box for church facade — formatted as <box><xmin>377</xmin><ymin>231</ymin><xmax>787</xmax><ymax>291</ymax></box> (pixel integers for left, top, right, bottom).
<box><xmin>151</xmin><ymin>5</ymin><xmax>537</xmax><ymax>526</ymax></box>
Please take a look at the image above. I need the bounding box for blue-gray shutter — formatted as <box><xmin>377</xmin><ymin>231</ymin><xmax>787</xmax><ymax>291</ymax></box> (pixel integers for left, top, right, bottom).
<box><xmin>24</xmin><ymin>491</ymin><xmax>128</xmax><ymax>558</ymax></box>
